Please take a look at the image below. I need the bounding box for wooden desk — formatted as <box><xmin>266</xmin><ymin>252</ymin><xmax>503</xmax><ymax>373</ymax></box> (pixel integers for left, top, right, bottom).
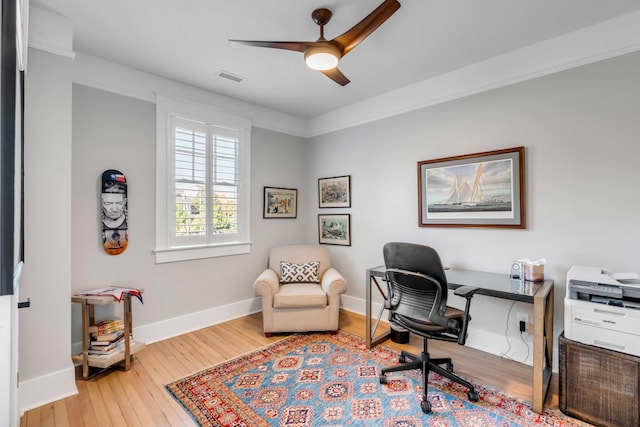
<box><xmin>365</xmin><ymin>266</ymin><xmax>554</xmax><ymax>413</ymax></box>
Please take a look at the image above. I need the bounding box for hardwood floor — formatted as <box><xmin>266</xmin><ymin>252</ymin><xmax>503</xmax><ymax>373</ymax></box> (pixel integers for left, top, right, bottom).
<box><xmin>21</xmin><ymin>310</ymin><xmax>562</xmax><ymax>426</ymax></box>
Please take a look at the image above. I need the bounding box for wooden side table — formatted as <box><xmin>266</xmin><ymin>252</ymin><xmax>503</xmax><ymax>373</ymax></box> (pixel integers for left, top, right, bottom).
<box><xmin>71</xmin><ymin>291</ymin><xmax>144</xmax><ymax>379</ymax></box>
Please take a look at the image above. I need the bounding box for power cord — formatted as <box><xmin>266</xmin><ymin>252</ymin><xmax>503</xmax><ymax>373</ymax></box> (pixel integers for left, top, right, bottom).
<box><xmin>500</xmin><ymin>300</ymin><xmax>516</xmax><ymax>360</ymax></box>
<box><xmin>520</xmin><ymin>329</ymin><xmax>530</xmax><ymax>361</ymax></box>
<box><xmin>500</xmin><ymin>300</ymin><xmax>530</xmax><ymax>363</ymax></box>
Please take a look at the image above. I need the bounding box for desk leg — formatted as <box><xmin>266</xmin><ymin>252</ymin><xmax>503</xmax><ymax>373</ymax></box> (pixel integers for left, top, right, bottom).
<box><xmin>532</xmin><ymin>280</ymin><xmax>554</xmax><ymax>413</ymax></box>
<box><xmin>365</xmin><ymin>269</ymin><xmax>390</xmax><ymax>349</ymax></box>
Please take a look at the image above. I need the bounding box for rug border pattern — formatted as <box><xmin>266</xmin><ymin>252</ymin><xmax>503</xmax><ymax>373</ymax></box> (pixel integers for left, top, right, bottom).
<box><xmin>165</xmin><ymin>331</ymin><xmax>592</xmax><ymax>427</ymax></box>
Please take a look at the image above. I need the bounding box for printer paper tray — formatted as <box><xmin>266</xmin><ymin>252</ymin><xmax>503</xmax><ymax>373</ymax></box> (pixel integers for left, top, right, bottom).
<box><xmin>565</xmin><ymin>299</ymin><xmax>640</xmax><ymax>357</ymax></box>
<box><xmin>565</xmin><ymin>322</ymin><xmax>640</xmax><ymax>357</ymax></box>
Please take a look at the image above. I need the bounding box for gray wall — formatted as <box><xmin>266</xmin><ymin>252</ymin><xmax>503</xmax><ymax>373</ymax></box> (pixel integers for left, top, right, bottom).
<box><xmin>20</xmin><ymin>42</ymin><xmax>640</xmax><ymax>410</ymax></box>
<box><xmin>70</xmin><ymin>51</ymin><xmax>640</xmax><ymax>362</ymax></box>
<box><xmin>21</xmin><ymin>48</ymin><xmax>77</xmax><ymax>404</ymax></box>
<box><xmin>71</xmin><ymin>85</ymin><xmax>310</xmax><ymax>332</ymax></box>
<box><xmin>308</xmin><ymin>51</ymin><xmax>640</xmax><ymax>360</ymax></box>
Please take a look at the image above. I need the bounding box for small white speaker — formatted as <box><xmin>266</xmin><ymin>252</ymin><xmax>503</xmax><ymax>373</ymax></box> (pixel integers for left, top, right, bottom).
<box><xmin>510</xmin><ymin>261</ymin><xmax>524</xmax><ymax>279</ymax></box>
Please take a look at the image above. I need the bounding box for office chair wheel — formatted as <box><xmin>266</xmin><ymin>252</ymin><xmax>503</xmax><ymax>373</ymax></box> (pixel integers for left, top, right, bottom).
<box><xmin>398</xmin><ymin>355</ymin><xmax>406</xmax><ymax>363</ymax></box>
<box><xmin>420</xmin><ymin>399</ymin><xmax>432</xmax><ymax>413</ymax></box>
<box><xmin>468</xmin><ymin>390</ymin><xmax>479</xmax><ymax>402</ymax></box>
<box><xmin>379</xmin><ymin>374</ymin><xmax>388</xmax><ymax>384</ymax></box>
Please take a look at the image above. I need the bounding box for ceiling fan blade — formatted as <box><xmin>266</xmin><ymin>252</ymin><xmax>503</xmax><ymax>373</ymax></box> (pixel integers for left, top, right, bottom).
<box><xmin>228</xmin><ymin>40</ymin><xmax>311</xmax><ymax>53</ymax></box>
<box><xmin>333</xmin><ymin>0</ymin><xmax>401</xmax><ymax>56</ymax></box>
<box><xmin>321</xmin><ymin>68</ymin><xmax>351</xmax><ymax>86</ymax></box>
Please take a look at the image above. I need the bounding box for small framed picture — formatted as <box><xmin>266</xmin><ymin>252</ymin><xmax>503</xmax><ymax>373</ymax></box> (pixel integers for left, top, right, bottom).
<box><xmin>318</xmin><ymin>214</ymin><xmax>351</xmax><ymax>246</ymax></box>
<box><xmin>263</xmin><ymin>187</ymin><xmax>297</xmax><ymax>218</ymax></box>
<box><xmin>318</xmin><ymin>175</ymin><xmax>351</xmax><ymax>208</ymax></box>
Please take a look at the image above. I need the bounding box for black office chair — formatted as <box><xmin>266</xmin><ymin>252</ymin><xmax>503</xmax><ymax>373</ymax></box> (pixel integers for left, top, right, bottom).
<box><xmin>378</xmin><ymin>242</ymin><xmax>479</xmax><ymax>413</ymax></box>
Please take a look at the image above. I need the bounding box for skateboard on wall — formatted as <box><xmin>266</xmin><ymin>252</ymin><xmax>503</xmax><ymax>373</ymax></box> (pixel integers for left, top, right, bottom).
<box><xmin>101</xmin><ymin>169</ymin><xmax>128</xmax><ymax>255</ymax></box>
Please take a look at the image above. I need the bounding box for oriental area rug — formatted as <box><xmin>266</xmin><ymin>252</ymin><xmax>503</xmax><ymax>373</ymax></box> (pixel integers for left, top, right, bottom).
<box><xmin>165</xmin><ymin>331</ymin><xmax>590</xmax><ymax>427</ymax></box>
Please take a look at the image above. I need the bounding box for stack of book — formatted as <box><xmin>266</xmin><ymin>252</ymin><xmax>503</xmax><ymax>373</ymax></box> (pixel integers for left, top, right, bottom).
<box><xmin>88</xmin><ymin>319</ymin><xmax>129</xmax><ymax>357</ymax></box>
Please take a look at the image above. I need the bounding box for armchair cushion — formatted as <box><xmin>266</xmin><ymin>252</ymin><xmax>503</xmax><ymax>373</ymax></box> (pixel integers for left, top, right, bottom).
<box><xmin>273</xmin><ymin>283</ymin><xmax>327</xmax><ymax>309</ymax></box>
<box><xmin>280</xmin><ymin>261</ymin><xmax>320</xmax><ymax>284</ymax></box>
<box><xmin>255</xmin><ymin>244</ymin><xmax>347</xmax><ymax>335</ymax></box>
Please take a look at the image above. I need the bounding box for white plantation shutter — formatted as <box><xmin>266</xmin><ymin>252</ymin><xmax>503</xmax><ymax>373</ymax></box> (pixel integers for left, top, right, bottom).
<box><xmin>171</xmin><ymin>117</ymin><xmax>243</xmax><ymax>245</ymax></box>
<box><xmin>155</xmin><ymin>94</ymin><xmax>251</xmax><ymax>263</ymax></box>
<box><xmin>211</xmin><ymin>132</ymin><xmax>240</xmax><ymax>233</ymax></box>
<box><xmin>174</xmin><ymin>123</ymin><xmax>207</xmax><ymax>238</ymax></box>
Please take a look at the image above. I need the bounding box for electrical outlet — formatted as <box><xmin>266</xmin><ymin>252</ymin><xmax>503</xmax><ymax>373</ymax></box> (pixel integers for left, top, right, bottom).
<box><xmin>517</xmin><ymin>312</ymin><xmax>529</xmax><ymax>324</ymax></box>
<box><xmin>517</xmin><ymin>312</ymin><xmax>529</xmax><ymax>332</ymax></box>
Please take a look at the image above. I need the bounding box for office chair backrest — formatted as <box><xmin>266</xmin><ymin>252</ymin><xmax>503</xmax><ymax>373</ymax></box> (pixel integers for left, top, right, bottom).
<box><xmin>383</xmin><ymin>242</ymin><xmax>450</xmax><ymax>327</ymax></box>
<box><xmin>383</xmin><ymin>242</ymin><xmax>448</xmax><ymax>289</ymax></box>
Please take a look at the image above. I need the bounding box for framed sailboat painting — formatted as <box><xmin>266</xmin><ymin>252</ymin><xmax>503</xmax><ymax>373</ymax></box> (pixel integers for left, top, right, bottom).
<box><xmin>418</xmin><ymin>147</ymin><xmax>525</xmax><ymax>228</ymax></box>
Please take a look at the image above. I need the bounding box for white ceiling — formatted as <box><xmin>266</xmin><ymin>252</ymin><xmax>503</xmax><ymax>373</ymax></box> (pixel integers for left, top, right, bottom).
<box><xmin>32</xmin><ymin>0</ymin><xmax>640</xmax><ymax>119</ymax></box>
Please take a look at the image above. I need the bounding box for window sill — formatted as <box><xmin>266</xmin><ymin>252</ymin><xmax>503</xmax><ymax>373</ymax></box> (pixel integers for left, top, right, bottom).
<box><xmin>154</xmin><ymin>241</ymin><xmax>251</xmax><ymax>264</ymax></box>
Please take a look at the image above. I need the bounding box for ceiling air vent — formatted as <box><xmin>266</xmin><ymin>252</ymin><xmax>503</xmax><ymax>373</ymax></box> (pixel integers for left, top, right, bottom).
<box><xmin>217</xmin><ymin>70</ymin><xmax>245</xmax><ymax>83</ymax></box>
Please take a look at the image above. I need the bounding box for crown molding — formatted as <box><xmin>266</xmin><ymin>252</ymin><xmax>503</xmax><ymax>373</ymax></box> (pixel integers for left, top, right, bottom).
<box><xmin>306</xmin><ymin>11</ymin><xmax>640</xmax><ymax>137</ymax></box>
<box><xmin>28</xmin><ymin>6</ymin><xmax>75</xmax><ymax>59</ymax></box>
<box><xmin>72</xmin><ymin>52</ymin><xmax>309</xmax><ymax>138</ymax></box>
<box><xmin>30</xmin><ymin>5</ymin><xmax>640</xmax><ymax>138</ymax></box>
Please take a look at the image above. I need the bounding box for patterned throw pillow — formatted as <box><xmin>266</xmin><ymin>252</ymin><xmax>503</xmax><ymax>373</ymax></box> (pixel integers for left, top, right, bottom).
<box><xmin>280</xmin><ymin>261</ymin><xmax>320</xmax><ymax>284</ymax></box>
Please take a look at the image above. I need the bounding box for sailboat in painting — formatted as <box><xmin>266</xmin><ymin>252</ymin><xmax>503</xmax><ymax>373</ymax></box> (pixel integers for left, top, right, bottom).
<box><xmin>431</xmin><ymin>163</ymin><xmax>511</xmax><ymax>213</ymax></box>
<box><xmin>447</xmin><ymin>164</ymin><xmax>484</xmax><ymax>206</ymax></box>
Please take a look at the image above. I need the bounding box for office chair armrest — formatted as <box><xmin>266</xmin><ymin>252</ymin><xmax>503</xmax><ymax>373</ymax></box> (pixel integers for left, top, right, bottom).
<box><xmin>453</xmin><ymin>286</ymin><xmax>478</xmax><ymax>345</ymax></box>
<box><xmin>453</xmin><ymin>286</ymin><xmax>478</xmax><ymax>299</ymax></box>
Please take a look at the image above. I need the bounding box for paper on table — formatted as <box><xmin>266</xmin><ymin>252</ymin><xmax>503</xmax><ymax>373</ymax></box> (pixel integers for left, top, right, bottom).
<box><xmin>76</xmin><ymin>287</ymin><xmax>143</xmax><ymax>303</ymax></box>
<box><xmin>518</xmin><ymin>258</ymin><xmax>546</xmax><ymax>266</ymax></box>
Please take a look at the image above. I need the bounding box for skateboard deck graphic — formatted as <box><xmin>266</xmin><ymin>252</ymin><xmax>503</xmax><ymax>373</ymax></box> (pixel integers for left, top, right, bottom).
<box><xmin>101</xmin><ymin>169</ymin><xmax>128</xmax><ymax>255</ymax></box>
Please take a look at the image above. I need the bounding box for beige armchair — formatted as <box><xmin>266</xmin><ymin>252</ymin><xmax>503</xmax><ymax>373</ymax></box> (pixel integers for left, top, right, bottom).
<box><xmin>254</xmin><ymin>245</ymin><xmax>347</xmax><ymax>336</ymax></box>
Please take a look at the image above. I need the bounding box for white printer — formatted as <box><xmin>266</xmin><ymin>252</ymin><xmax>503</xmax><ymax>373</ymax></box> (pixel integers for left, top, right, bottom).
<box><xmin>565</xmin><ymin>266</ymin><xmax>640</xmax><ymax>357</ymax></box>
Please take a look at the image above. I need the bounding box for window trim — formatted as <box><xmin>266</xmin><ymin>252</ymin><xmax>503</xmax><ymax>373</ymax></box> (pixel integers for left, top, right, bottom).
<box><xmin>155</xmin><ymin>93</ymin><xmax>251</xmax><ymax>263</ymax></box>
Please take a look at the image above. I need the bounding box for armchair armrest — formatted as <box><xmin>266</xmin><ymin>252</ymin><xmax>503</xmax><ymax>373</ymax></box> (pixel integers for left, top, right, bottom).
<box><xmin>321</xmin><ymin>267</ymin><xmax>347</xmax><ymax>295</ymax></box>
<box><xmin>254</xmin><ymin>269</ymin><xmax>279</xmax><ymax>297</ymax></box>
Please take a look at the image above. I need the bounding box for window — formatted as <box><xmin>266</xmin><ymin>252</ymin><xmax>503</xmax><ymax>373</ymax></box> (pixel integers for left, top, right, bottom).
<box><xmin>172</xmin><ymin>118</ymin><xmax>241</xmax><ymax>244</ymax></box>
<box><xmin>155</xmin><ymin>94</ymin><xmax>251</xmax><ymax>263</ymax></box>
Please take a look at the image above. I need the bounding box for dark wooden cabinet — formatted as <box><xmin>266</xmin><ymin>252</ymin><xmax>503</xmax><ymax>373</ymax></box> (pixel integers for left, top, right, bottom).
<box><xmin>559</xmin><ymin>333</ymin><xmax>639</xmax><ymax>427</ymax></box>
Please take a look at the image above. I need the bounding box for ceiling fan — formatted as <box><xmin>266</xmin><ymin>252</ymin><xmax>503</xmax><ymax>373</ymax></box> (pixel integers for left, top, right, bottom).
<box><xmin>229</xmin><ymin>0</ymin><xmax>401</xmax><ymax>86</ymax></box>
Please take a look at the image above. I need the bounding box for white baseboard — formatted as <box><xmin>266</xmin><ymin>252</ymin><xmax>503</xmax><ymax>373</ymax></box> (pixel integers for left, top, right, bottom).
<box><xmin>340</xmin><ymin>294</ymin><xmax>559</xmax><ymax>371</ymax></box>
<box><xmin>135</xmin><ymin>297</ymin><xmax>263</xmax><ymax>344</ymax></box>
<box><xmin>53</xmin><ymin>292</ymin><xmax>555</xmax><ymax>416</ymax></box>
<box><xmin>71</xmin><ymin>296</ymin><xmax>263</xmax><ymax>355</ymax></box>
<box><xmin>19</xmin><ymin>366</ymin><xmax>77</xmax><ymax>415</ymax></box>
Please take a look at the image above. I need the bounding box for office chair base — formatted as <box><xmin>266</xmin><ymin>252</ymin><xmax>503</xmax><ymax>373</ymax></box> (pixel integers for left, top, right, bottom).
<box><xmin>379</xmin><ymin>350</ymin><xmax>478</xmax><ymax>414</ymax></box>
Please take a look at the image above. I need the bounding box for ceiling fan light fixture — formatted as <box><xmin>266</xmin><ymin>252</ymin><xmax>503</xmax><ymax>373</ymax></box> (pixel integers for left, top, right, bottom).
<box><xmin>304</xmin><ymin>45</ymin><xmax>340</xmax><ymax>70</ymax></box>
<box><xmin>230</xmin><ymin>1</ymin><xmax>400</xmax><ymax>84</ymax></box>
